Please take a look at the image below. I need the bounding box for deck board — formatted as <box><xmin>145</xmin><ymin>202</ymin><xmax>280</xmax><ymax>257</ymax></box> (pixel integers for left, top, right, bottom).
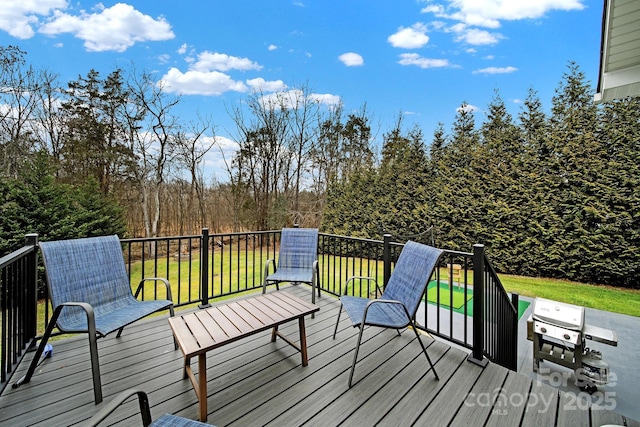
<box><xmin>1</xmin><ymin>285</ymin><xmax>637</xmax><ymax>427</ymax></box>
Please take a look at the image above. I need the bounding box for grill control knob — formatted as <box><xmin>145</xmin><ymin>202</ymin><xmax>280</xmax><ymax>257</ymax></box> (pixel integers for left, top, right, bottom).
<box><xmin>541</xmin><ymin>327</ymin><xmax>547</xmax><ymax>333</ymax></box>
<box><xmin>564</xmin><ymin>333</ymin><xmax>571</xmax><ymax>340</ymax></box>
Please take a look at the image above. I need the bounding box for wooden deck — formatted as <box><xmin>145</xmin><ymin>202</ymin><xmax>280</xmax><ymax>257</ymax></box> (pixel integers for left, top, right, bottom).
<box><xmin>1</xmin><ymin>285</ymin><xmax>637</xmax><ymax>426</ymax></box>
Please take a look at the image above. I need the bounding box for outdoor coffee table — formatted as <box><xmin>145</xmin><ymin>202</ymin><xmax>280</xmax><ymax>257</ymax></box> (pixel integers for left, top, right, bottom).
<box><xmin>168</xmin><ymin>291</ymin><xmax>319</xmax><ymax>421</ymax></box>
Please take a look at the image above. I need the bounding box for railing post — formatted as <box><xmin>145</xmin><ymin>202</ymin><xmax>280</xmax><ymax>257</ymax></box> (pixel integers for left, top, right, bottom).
<box><xmin>510</xmin><ymin>292</ymin><xmax>520</xmax><ymax>370</ymax></box>
<box><xmin>199</xmin><ymin>228</ymin><xmax>211</xmax><ymax>308</ymax></box>
<box><xmin>468</xmin><ymin>244</ymin><xmax>488</xmax><ymax>367</ymax></box>
<box><xmin>25</xmin><ymin>234</ymin><xmax>39</xmax><ymax>346</ymax></box>
<box><xmin>382</xmin><ymin>233</ymin><xmax>392</xmax><ymax>287</ymax></box>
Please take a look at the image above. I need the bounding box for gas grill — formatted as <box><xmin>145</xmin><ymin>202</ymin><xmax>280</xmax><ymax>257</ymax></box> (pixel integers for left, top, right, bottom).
<box><xmin>528</xmin><ymin>298</ymin><xmax>618</xmax><ymax>393</ymax></box>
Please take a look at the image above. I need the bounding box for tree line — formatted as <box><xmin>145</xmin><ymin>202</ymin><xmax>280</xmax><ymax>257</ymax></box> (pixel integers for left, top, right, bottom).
<box><xmin>323</xmin><ymin>63</ymin><xmax>640</xmax><ymax>289</ymax></box>
<box><xmin>0</xmin><ymin>45</ymin><xmax>371</xmax><ymax>251</ymax></box>
<box><xmin>1</xmin><ymin>44</ymin><xmax>638</xmax><ymax>288</ymax></box>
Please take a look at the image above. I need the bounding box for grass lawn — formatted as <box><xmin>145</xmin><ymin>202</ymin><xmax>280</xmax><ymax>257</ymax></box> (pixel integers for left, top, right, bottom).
<box><xmin>499</xmin><ymin>274</ymin><xmax>640</xmax><ymax>318</ymax></box>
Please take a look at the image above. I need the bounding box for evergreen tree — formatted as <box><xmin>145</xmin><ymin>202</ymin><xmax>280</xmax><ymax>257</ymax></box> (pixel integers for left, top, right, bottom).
<box><xmin>377</xmin><ymin>117</ymin><xmax>430</xmax><ymax>240</ymax></box>
<box><xmin>430</xmin><ymin>102</ymin><xmax>481</xmax><ymax>251</ymax></box>
<box><xmin>596</xmin><ymin>96</ymin><xmax>640</xmax><ymax>286</ymax></box>
<box><xmin>547</xmin><ymin>62</ymin><xmax>601</xmax><ymax>282</ymax></box>
<box><xmin>0</xmin><ymin>153</ymin><xmax>126</xmax><ymax>256</ymax></box>
<box><xmin>478</xmin><ymin>91</ymin><xmax>524</xmax><ymax>272</ymax></box>
<box><xmin>517</xmin><ymin>89</ymin><xmax>559</xmax><ymax>276</ymax></box>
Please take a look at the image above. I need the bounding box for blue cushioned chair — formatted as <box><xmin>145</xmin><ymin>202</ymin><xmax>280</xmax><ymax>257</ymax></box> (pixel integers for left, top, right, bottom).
<box><xmin>333</xmin><ymin>240</ymin><xmax>442</xmax><ymax>386</ymax></box>
<box><xmin>13</xmin><ymin>235</ymin><xmax>174</xmax><ymax>404</ymax></box>
<box><xmin>262</xmin><ymin>228</ymin><xmax>320</xmax><ymax>306</ymax></box>
<box><xmin>87</xmin><ymin>389</ymin><xmax>213</xmax><ymax>426</ymax></box>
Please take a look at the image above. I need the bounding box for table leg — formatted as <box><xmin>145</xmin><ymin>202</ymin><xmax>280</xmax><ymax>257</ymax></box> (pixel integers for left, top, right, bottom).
<box><xmin>198</xmin><ymin>354</ymin><xmax>207</xmax><ymax>422</ymax></box>
<box><xmin>298</xmin><ymin>317</ymin><xmax>309</xmax><ymax>366</ymax></box>
<box><xmin>271</xmin><ymin>325</ymin><xmax>278</xmax><ymax>342</ymax></box>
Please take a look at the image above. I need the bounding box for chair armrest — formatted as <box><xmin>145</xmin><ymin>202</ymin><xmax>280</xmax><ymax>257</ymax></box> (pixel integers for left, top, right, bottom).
<box><xmin>85</xmin><ymin>388</ymin><xmax>153</xmax><ymax>426</ymax></box>
<box><xmin>342</xmin><ymin>276</ymin><xmax>381</xmax><ymax>297</ymax></box>
<box><xmin>134</xmin><ymin>277</ymin><xmax>173</xmax><ymax>303</ymax></box>
<box><xmin>264</xmin><ymin>258</ymin><xmax>276</xmax><ymax>277</ymax></box>
<box><xmin>262</xmin><ymin>259</ymin><xmax>276</xmax><ymax>293</ymax></box>
<box><xmin>362</xmin><ymin>298</ymin><xmax>411</xmax><ymax>324</ymax></box>
<box><xmin>59</xmin><ymin>301</ymin><xmax>97</xmax><ymax>332</ymax></box>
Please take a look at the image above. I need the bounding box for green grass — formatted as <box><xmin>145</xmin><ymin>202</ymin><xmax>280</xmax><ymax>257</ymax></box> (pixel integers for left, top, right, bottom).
<box><xmin>499</xmin><ymin>274</ymin><xmax>640</xmax><ymax>318</ymax></box>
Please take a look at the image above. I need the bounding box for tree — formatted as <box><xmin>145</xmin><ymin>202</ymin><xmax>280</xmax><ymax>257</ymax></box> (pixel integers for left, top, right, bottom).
<box><xmin>0</xmin><ymin>46</ymin><xmax>40</xmax><ymax>178</ymax></box>
<box><xmin>60</xmin><ymin>69</ymin><xmax>133</xmax><ymax>194</ymax></box>
<box><xmin>286</xmin><ymin>84</ymin><xmax>323</xmax><ymax>224</ymax></box>
<box><xmin>377</xmin><ymin>115</ymin><xmax>430</xmax><ymax>239</ymax></box>
<box><xmin>0</xmin><ymin>153</ymin><xmax>125</xmax><ymax>256</ymax></box>
<box><xmin>547</xmin><ymin>62</ymin><xmax>601</xmax><ymax>282</ymax></box>
<box><xmin>175</xmin><ymin>115</ymin><xmax>216</xmax><ymax>233</ymax></box>
<box><xmin>228</xmin><ymin>89</ymin><xmax>292</xmax><ymax>230</ymax></box>
<box><xmin>595</xmin><ymin>96</ymin><xmax>640</xmax><ymax>286</ymax></box>
<box><xmin>429</xmin><ymin>102</ymin><xmax>481</xmax><ymax>251</ymax></box>
<box><xmin>477</xmin><ymin>91</ymin><xmax>525</xmax><ymax>272</ymax></box>
<box><xmin>126</xmin><ymin>69</ymin><xmax>181</xmax><ymax>238</ymax></box>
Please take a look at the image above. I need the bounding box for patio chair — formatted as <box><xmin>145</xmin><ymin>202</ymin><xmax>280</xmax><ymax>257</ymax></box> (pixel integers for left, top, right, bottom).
<box><xmin>333</xmin><ymin>240</ymin><xmax>442</xmax><ymax>387</ymax></box>
<box><xmin>86</xmin><ymin>388</ymin><xmax>212</xmax><ymax>426</ymax></box>
<box><xmin>262</xmin><ymin>228</ymin><xmax>321</xmax><ymax>305</ymax></box>
<box><xmin>12</xmin><ymin>235</ymin><xmax>175</xmax><ymax>405</ymax></box>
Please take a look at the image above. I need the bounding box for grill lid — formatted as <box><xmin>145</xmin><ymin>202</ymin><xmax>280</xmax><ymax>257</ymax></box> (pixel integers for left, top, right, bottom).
<box><xmin>532</xmin><ymin>297</ymin><xmax>585</xmax><ymax>330</ymax></box>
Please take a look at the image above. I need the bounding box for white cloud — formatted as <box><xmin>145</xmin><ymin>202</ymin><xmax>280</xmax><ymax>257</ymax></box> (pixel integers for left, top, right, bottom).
<box><xmin>451</xmin><ymin>26</ymin><xmax>503</xmax><ymax>45</ymax></box>
<box><xmin>0</xmin><ymin>0</ymin><xmax>67</xmax><ymax>39</ymax></box>
<box><xmin>397</xmin><ymin>53</ymin><xmax>451</xmax><ymax>69</ymax></box>
<box><xmin>423</xmin><ymin>0</ymin><xmax>585</xmax><ymax>28</ymax></box>
<box><xmin>457</xmin><ymin>0</ymin><xmax>584</xmax><ymax>26</ymax></box>
<box><xmin>268</xmin><ymin>44</ymin><xmax>278</xmax><ymax>51</ymax></box>
<box><xmin>159</xmin><ymin>68</ymin><xmax>248</xmax><ymax>96</ymax></box>
<box><xmin>177</xmin><ymin>43</ymin><xmax>188</xmax><ymax>55</ymax></box>
<box><xmin>157</xmin><ymin>53</ymin><xmax>171</xmax><ymax>64</ymax></box>
<box><xmin>473</xmin><ymin>66</ymin><xmax>517</xmax><ymax>74</ymax></box>
<box><xmin>258</xmin><ymin>90</ymin><xmax>342</xmax><ymax>110</ymax></box>
<box><xmin>38</xmin><ymin>3</ymin><xmax>174</xmax><ymax>52</ymax></box>
<box><xmin>308</xmin><ymin>93</ymin><xmax>342</xmax><ymax>107</ymax></box>
<box><xmin>190</xmin><ymin>51</ymin><xmax>262</xmax><ymax>72</ymax></box>
<box><xmin>388</xmin><ymin>23</ymin><xmax>430</xmax><ymax>49</ymax></box>
<box><xmin>246</xmin><ymin>77</ymin><xmax>286</xmax><ymax>92</ymax></box>
<box><xmin>338</xmin><ymin>52</ymin><xmax>364</xmax><ymax>67</ymax></box>
<box><xmin>160</xmin><ymin>49</ymin><xmax>283</xmax><ymax>97</ymax></box>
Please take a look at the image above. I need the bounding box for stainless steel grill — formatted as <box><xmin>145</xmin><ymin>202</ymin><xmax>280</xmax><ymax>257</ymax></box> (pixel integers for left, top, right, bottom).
<box><xmin>528</xmin><ymin>298</ymin><xmax>618</xmax><ymax>393</ymax></box>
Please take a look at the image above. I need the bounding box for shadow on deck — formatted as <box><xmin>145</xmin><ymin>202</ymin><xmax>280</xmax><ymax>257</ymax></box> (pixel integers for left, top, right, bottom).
<box><xmin>1</xmin><ymin>285</ymin><xmax>636</xmax><ymax>426</ymax></box>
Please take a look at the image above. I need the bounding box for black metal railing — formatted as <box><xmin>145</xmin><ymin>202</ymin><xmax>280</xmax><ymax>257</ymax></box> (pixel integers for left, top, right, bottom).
<box><xmin>418</xmin><ymin>248</ymin><xmax>476</xmax><ymax>350</ymax></box>
<box><xmin>471</xmin><ymin>244</ymin><xmax>519</xmax><ymax>370</ymax></box>
<box><xmin>0</xmin><ymin>234</ymin><xmax>38</xmax><ymax>393</ymax></box>
<box><xmin>0</xmin><ymin>229</ymin><xmax>520</xmax><ymax>391</ymax></box>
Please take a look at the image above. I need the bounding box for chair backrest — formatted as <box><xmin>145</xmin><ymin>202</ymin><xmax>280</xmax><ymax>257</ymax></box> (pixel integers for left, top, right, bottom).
<box><xmin>381</xmin><ymin>241</ymin><xmax>443</xmax><ymax>317</ymax></box>
<box><xmin>277</xmin><ymin>228</ymin><xmax>318</xmax><ymax>270</ymax></box>
<box><xmin>39</xmin><ymin>235</ymin><xmax>133</xmax><ymax>329</ymax></box>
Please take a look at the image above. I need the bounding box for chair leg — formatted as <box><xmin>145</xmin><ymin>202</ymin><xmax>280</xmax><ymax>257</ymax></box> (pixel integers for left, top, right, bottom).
<box><xmin>332</xmin><ymin>304</ymin><xmax>343</xmax><ymax>339</ymax></box>
<box><xmin>12</xmin><ymin>306</ymin><xmax>62</xmax><ymax>389</ymax></box>
<box><xmin>348</xmin><ymin>325</ymin><xmax>366</xmax><ymax>387</ymax></box>
<box><xmin>87</xmin><ymin>318</ymin><xmax>103</xmax><ymax>404</ymax></box>
<box><xmin>411</xmin><ymin>324</ymin><xmax>439</xmax><ymax>381</ymax></box>
<box><xmin>314</xmin><ymin>261</ymin><xmax>321</xmax><ymax>298</ymax></box>
<box><xmin>87</xmin><ymin>334</ymin><xmax>103</xmax><ymax>403</ymax></box>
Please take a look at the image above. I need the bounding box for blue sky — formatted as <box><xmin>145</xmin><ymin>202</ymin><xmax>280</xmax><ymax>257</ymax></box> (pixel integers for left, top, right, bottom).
<box><xmin>0</xmin><ymin>0</ymin><xmax>603</xmax><ymax>176</ymax></box>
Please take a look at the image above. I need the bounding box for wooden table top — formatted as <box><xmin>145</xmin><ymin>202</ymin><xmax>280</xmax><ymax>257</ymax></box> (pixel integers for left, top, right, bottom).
<box><xmin>169</xmin><ymin>291</ymin><xmax>319</xmax><ymax>358</ymax></box>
